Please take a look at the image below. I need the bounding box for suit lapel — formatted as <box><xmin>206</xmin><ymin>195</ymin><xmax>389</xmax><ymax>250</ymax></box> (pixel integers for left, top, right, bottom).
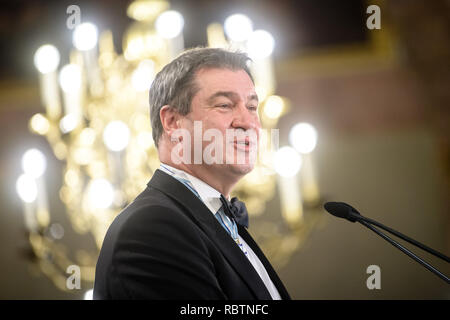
<box><xmin>238</xmin><ymin>226</ymin><xmax>292</xmax><ymax>300</ymax></box>
<box><xmin>148</xmin><ymin>170</ymin><xmax>272</xmax><ymax>299</ymax></box>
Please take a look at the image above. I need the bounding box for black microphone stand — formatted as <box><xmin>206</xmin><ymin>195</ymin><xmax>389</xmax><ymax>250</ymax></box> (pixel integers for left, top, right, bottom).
<box><xmin>324</xmin><ymin>202</ymin><xmax>450</xmax><ymax>284</ymax></box>
<box><xmin>358</xmin><ymin>219</ymin><xmax>450</xmax><ymax>284</ymax></box>
<box><xmin>356</xmin><ymin>214</ymin><xmax>450</xmax><ymax>263</ymax></box>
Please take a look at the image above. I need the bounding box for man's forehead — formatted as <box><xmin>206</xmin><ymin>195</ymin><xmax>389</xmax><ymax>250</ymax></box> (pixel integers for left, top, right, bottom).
<box><xmin>194</xmin><ymin>68</ymin><xmax>256</xmax><ymax>97</ymax></box>
<box><xmin>195</xmin><ymin>68</ymin><xmax>252</xmax><ymax>83</ymax></box>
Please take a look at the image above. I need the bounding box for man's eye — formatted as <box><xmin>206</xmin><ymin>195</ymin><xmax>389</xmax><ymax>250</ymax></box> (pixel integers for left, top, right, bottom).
<box><xmin>248</xmin><ymin>105</ymin><xmax>258</xmax><ymax>111</ymax></box>
<box><xmin>216</xmin><ymin>104</ymin><xmax>230</xmax><ymax>108</ymax></box>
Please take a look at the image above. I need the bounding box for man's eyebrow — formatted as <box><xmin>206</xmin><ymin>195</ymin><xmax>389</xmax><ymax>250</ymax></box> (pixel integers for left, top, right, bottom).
<box><xmin>206</xmin><ymin>91</ymin><xmax>238</xmax><ymax>104</ymax></box>
<box><xmin>206</xmin><ymin>91</ymin><xmax>259</xmax><ymax>104</ymax></box>
<box><xmin>247</xmin><ymin>93</ymin><xmax>259</xmax><ymax>103</ymax></box>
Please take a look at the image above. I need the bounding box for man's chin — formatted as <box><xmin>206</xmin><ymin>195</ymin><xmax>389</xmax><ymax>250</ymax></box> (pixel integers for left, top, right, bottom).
<box><xmin>227</xmin><ymin>163</ymin><xmax>255</xmax><ymax>176</ymax></box>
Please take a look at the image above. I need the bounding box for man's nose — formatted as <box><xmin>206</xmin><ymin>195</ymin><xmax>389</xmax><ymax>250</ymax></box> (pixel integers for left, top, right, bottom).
<box><xmin>231</xmin><ymin>103</ymin><xmax>260</xmax><ymax>131</ymax></box>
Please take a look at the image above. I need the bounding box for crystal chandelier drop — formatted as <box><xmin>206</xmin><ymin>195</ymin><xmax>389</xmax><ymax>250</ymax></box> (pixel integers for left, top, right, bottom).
<box><xmin>18</xmin><ymin>0</ymin><xmax>322</xmax><ymax>291</ymax></box>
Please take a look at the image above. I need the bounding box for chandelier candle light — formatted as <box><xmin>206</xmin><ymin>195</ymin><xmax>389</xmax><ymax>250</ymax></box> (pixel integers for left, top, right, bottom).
<box><xmin>33</xmin><ymin>45</ymin><xmax>61</xmax><ymax>120</ymax></box>
<box><xmin>289</xmin><ymin>122</ymin><xmax>320</xmax><ymax>205</ymax></box>
<box><xmin>155</xmin><ymin>10</ymin><xmax>185</xmax><ymax>60</ymax></box>
<box><xmin>17</xmin><ymin>148</ymin><xmax>49</xmax><ymax>232</ymax></box>
<box><xmin>73</xmin><ymin>22</ymin><xmax>103</xmax><ymax>97</ymax></box>
<box><xmin>274</xmin><ymin>146</ymin><xmax>303</xmax><ymax>224</ymax></box>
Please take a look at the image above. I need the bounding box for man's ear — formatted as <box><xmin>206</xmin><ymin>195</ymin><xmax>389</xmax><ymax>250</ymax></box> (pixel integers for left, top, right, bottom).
<box><xmin>160</xmin><ymin>105</ymin><xmax>181</xmax><ymax>137</ymax></box>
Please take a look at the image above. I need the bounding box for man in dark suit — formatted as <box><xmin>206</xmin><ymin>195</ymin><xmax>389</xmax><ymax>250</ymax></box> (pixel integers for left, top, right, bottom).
<box><xmin>93</xmin><ymin>47</ymin><xmax>291</xmax><ymax>299</ymax></box>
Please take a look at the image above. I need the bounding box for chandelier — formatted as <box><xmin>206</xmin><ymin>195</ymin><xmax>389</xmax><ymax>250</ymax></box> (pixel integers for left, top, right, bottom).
<box><xmin>16</xmin><ymin>0</ymin><xmax>323</xmax><ymax>295</ymax></box>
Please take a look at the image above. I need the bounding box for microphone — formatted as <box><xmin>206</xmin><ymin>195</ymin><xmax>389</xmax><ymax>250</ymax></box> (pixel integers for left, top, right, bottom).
<box><xmin>323</xmin><ymin>202</ymin><xmax>360</xmax><ymax>222</ymax></box>
<box><xmin>324</xmin><ymin>201</ymin><xmax>450</xmax><ymax>284</ymax></box>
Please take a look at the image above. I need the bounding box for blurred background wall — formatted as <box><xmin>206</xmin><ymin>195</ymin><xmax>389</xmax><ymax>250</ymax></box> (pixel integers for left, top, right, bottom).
<box><xmin>0</xmin><ymin>0</ymin><xmax>448</xmax><ymax>299</ymax></box>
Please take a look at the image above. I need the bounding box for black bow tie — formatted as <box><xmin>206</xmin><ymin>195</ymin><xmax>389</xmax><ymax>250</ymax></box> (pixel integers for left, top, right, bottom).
<box><xmin>219</xmin><ymin>195</ymin><xmax>249</xmax><ymax>228</ymax></box>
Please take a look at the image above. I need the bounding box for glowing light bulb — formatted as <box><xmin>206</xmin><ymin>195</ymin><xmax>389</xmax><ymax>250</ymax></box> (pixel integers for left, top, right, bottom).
<box><xmin>34</xmin><ymin>44</ymin><xmax>60</xmax><ymax>74</ymax></box>
<box><xmin>224</xmin><ymin>14</ymin><xmax>253</xmax><ymax>42</ymax></box>
<box><xmin>87</xmin><ymin>179</ymin><xmax>113</xmax><ymax>209</ymax></box>
<box><xmin>274</xmin><ymin>146</ymin><xmax>302</xmax><ymax>178</ymax></box>
<box><xmin>155</xmin><ymin>10</ymin><xmax>184</xmax><ymax>39</ymax></box>
<box><xmin>59</xmin><ymin>64</ymin><xmax>82</xmax><ymax>93</ymax></box>
<box><xmin>16</xmin><ymin>174</ymin><xmax>38</xmax><ymax>203</ymax></box>
<box><xmin>103</xmin><ymin>121</ymin><xmax>130</xmax><ymax>152</ymax></box>
<box><xmin>247</xmin><ymin>30</ymin><xmax>275</xmax><ymax>59</ymax></box>
<box><xmin>289</xmin><ymin>122</ymin><xmax>318</xmax><ymax>154</ymax></box>
<box><xmin>73</xmin><ymin>22</ymin><xmax>98</xmax><ymax>51</ymax></box>
<box><xmin>263</xmin><ymin>95</ymin><xmax>284</xmax><ymax>119</ymax></box>
<box><xmin>29</xmin><ymin>113</ymin><xmax>50</xmax><ymax>135</ymax></box>
<box><xmin>59</xmin><ymin>114</ymin><xmax>78</xmax><ymax>134</ymax></box>
<box><xmin>21</xmin><ymin>149</ymin><xmax>47</xmax><ymax>178</ymax></box>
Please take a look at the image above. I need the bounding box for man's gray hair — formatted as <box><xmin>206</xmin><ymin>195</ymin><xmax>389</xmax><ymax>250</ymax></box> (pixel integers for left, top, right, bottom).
<box><xmin>149</xmin><ymin>47</ymin><xmax>253</xmax><ymax>148</ymax></box>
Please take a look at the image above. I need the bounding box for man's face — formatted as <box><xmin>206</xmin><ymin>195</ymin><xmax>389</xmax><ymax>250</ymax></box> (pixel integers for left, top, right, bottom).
<box><xmin>178</xmin><ymin>67</ymin><xmax>261</xmax><ymax>179</ymax></box>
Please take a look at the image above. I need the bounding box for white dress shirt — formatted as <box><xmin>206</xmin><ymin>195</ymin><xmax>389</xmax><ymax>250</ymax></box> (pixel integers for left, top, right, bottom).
<box><xmin>159</xmin><ymin>163</ymin><xmax>281</xmax><ymax>300</ymax></box>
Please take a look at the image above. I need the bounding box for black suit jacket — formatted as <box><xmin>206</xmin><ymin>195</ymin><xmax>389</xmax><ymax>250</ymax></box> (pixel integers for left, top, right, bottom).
<box><xmin>93</xmin><ymin>169</ymin><xmax>291</xmax><ymax>299</ymax></box>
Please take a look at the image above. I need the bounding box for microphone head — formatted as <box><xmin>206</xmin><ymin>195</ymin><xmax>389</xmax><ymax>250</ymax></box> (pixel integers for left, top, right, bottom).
<box><xmin>323</xmin><ymin>202</ymin><xmax>361</xmax><ymax>222</ymax></box>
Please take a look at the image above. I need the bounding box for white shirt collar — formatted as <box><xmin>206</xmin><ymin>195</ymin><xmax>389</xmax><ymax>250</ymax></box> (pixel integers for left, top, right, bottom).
<box><xmin>159</xmin><ymin>163</ymin><xmax>223</xmax><ymax>214</ymax></box>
